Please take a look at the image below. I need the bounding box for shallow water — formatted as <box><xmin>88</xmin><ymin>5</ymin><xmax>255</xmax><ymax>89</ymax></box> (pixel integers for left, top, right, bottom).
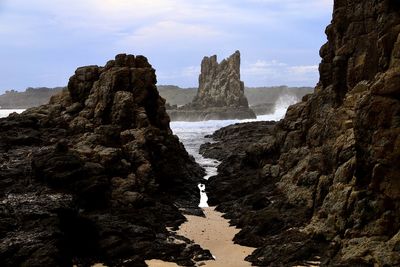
<box><xmin>2</xmin><ymin>98</ymin><xmax>298</xmax><ymax>266</ymax></box>
<box><xmin>170</xmin><ymin>93</ymin><xmax>297</xmax><ymax>206</ymax></box>
<box><xmin>147</xmin><ymin>97</ymin><xmax>296</xmax><ymax>266</ymax></box>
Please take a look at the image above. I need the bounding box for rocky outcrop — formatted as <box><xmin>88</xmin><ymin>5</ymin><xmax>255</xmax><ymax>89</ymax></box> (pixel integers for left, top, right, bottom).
<box><xmin>158</xmin><ymin>85</ymin><xmax>313</xmax><ymax>110</ymax></box>
<box><xmin>201</xmin><ymin>1</ymin><xmax>400</xmax><ymax>266</ymax></box>
<box><xmin>167</xmin><ymin>51</ymin><xmax>256</xmax><ymax>121</ymax></box>
<box><xmin>193</xmin><ymin>50</ymin><xmax>249</xmax><ymax>108</ymax></box>
<box><xmin>0</xmin><ymin>54</ymin><xmax>212</xmax><ymax>266</ymax></box>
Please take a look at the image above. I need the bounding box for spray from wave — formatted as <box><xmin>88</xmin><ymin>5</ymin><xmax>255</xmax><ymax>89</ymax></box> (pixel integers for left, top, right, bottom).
<box><xmin>0</xmin><ymin>96</ymin><xmax>301</xmax><ymax>207</ymax></box>
<box><xmin>256</xmin><ymin>93</ymin><xmax>299</xmax><ymax>122</ymax></box>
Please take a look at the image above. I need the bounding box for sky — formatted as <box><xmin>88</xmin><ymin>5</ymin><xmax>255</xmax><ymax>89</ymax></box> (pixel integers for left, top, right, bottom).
<box><xmin>0</xmin><ymin>0</ymin><xmax>333</xmax><ymax>93</ymax></box>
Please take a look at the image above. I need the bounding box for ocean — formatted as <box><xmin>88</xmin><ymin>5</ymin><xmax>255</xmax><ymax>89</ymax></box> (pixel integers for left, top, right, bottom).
<box><xmin>0</xmin><ymin>95</ymin><xmax>296</xmax><ymax>207</ymax></box>
<box><xmin>170</xmin><ymin>94</ymin><xmax>297</xmax><ymax>206</ymax></box>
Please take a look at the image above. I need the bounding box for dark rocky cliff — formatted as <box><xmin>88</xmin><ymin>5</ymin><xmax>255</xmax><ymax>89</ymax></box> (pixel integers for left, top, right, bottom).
<box><xmin>0</xmin><ymin>54</ymin><xmax>211</xmax><ymax>266</ymax></box>
<box><xmin>201</xmin><ymin>1</ymin><xmax>400</xmax><ymax>266</ymax></box>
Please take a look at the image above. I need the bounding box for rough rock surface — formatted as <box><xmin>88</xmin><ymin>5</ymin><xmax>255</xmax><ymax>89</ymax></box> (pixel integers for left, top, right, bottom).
<box><xmin>201</xmin><ymin>1</ymin><xmax>400</xmax><ymax>266</ymax></box>
<box><xmin>0</xmin><ymin>54</ymin><xmax>213</xmax><ymax>266</ymax></box>
<box><xmin>193</xmin><ymin>50</ymin><xmax>249</xmax><ymax>108</ymax></box>
<box><xmin>167</xmin><ymin>51</ymin><xmax>256</xmax><ymax>121</ymax></box>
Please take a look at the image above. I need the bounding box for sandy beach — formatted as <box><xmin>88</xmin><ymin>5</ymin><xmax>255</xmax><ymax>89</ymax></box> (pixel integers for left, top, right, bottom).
<box><xmin>146</xmin><ymin>207</ymin><xmax>255</xmax><ymax>267</ymax></box>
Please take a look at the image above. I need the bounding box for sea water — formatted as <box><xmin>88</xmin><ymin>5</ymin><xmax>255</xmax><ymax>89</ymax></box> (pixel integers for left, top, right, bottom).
<box><xmin>170</xmin><ymin>94</ymin><xmax>298</xmax><ymax>207</ymax></box>
<box><xmin>0</xmin><ymin>95</ymin><xmax>298</xmax><ymax>208</ymax></box>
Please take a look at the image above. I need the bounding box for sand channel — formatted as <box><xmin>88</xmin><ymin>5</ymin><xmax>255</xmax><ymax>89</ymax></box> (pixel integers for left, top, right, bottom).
<box><xmin>146</xmin><ymin>206</ymin><xmax>255</xmax><ymax>267</ymax></box>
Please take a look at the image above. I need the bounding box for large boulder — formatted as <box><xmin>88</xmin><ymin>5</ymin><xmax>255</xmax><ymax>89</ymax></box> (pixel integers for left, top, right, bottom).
<box><xmin>0</xmin><ymin>54</ymin><xmax>211</xmax><ymax>266</ymax></box>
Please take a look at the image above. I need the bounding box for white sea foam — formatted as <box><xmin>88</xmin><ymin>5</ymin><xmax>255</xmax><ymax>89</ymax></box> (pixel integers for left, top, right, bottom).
<box><xmin>0</xmin><ymin>97</ymin><xmax>298</xmax><ymax>208</ymax></box>
<box><xmin>0</xmin><ymin>109</ymin><xmax>25</xmax><ymax>118</ymax></box>
<box><xmin>170</xmin><ymin>95</ymin><xmax>299</xmax><ymax>207</ymax></box>
<box><xmin>266</xmin><ymin>93</ymin><xmax>299</xmax><ymax>120</ymax></box>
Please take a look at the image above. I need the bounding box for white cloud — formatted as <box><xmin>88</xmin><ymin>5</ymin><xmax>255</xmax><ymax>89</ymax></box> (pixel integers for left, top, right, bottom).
<box><xmin>0</xmin><ymin>0</ymin><xmax>332</xmax><ymax>90</ymax></box>
<box><xmin>181</xmin><ymin>66</ymin><xmax>200</xmax><ymax>77</ymax></box>
<box><xmin>246</xmin><ymin>0</ymin><xmax>332</xmax><ymax>10</ymax></box>
<box><xmin>118</xmin><ymin>21</ymin><xmax>222</xmax><ymax>47</ymax></box>
<box><xmin>157</xmin><ymin>65</ymin><xmax>200</xmax><ymax>80</ymax></box>
<box><xmin>242</xmin><ymin>60</ymin><xmax>319</xmax><ymax>86</ymax></box>
<box><xmin>288</xmin><ymin>65</ymin><xmax>318</xmax><ymax>75</ymax></box>
<box><xmin>1</xmin><ymin>0</ymin><xmax>332</xmax><ymax>35</ymax></box>
<box><xmin>243</xmin><ymin>60</ymin><xmax>287</xmax><ymax>76</ymax></box>
<box><xmin>243</xmin><ymin>0</ymin><xmax>333</xmax><ymax>21</ymax></box>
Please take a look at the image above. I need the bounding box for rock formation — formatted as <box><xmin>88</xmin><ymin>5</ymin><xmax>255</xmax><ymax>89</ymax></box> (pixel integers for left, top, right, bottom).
<box><xmin>167</xmin><ymin>51</ymin><xmax>256</xmax><ymax>121</ymax></box>
<box><xmin>201</xmin><ymin>1</ymin><xmax>400</xmax><ymax>266</ymax></box>
<box><xmin>192</xmin><ymin>50</ymin><xmax>249</xmax><ymax>108</ymax></box>
<box><xmin>0</xmin><ymin>54</ymin><xmax>212</xmax><ymax>266</ymax></box>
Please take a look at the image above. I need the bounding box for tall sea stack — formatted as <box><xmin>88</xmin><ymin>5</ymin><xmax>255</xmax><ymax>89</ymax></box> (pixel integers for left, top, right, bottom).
<box><xmin>193</xmin><ymin>50</ymin><xmax>249</xmax><ymax>108</ymax></box>
<box><xmin>201</xmin><ymin>1</ymin><xmax>400</xmax><ymax>266</ymax></box>
<box><xmin>167</xmin><ymin>51</ymin><xmax>256</xmax><ymax>121</ymax></box>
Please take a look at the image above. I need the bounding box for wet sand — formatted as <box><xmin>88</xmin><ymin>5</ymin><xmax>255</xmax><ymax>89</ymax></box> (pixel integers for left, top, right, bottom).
<box><xmin>145</xmin><ymin>259</ymin><xmax>180</xmax><ymax>266</ymax></box>
<box><xmin>146</xmin><ymin>207</ymin><xmax>255</xmax><ymax>267</ymax></box>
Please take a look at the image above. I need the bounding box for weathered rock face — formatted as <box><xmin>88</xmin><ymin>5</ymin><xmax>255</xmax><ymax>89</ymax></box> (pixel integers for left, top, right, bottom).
<box><xmin>193</xmin><ymin>50</ymin><xmax>249</xmax><ymax>108</ymax></box>
<box><xmin>201</xmin><ymin>1</ymin><xmax>400</xmax><ymax>266</ymax></box>
<box><xmin>167</xmin><ymin>51</ymin><xmax>256</xmax><ymax>121</ymax></box>
<box><xmin>0</xmin><ymin>54</ymin><xmax>212</xmax><ymax>266</ymax></box>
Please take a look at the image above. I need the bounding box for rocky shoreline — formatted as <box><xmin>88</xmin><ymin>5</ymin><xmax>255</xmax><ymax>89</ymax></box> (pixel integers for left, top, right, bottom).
<box><xmin>201</xmin><ymin>121</ymin><xmax>327</xmax><ymax>266</ymax></box>
<box><xmin>0</xmin><ymin>54</ymin><xmax>213</xmax><ymax>266</ymax></box>
<box><xmin>1</xmin><ymin>0</ymin><xmax>399</xmax><ymax>266</ymax></box>
<box><xmin>201</xmin><ymin>1</ymin><xmax>400</xmax><ymax>266</ymax></box>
